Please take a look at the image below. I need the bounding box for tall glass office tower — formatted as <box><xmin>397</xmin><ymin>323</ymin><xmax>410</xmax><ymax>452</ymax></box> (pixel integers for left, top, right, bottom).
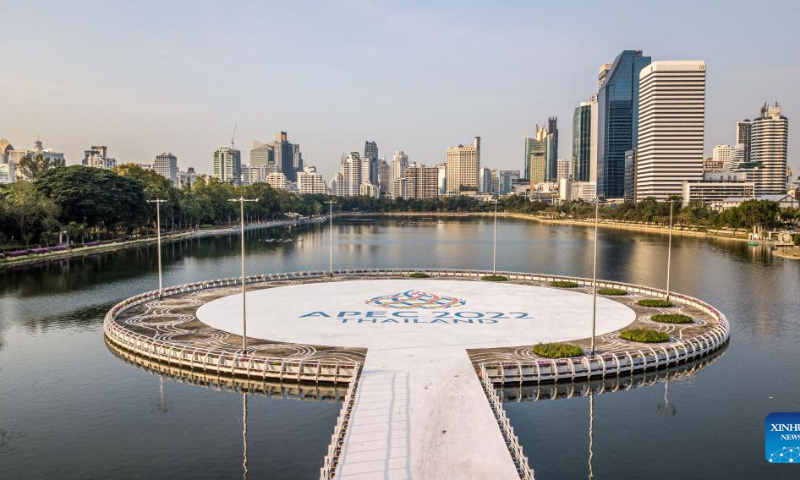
<box><xmin>572</xmin><ymin>103</ymin><xmax>592</xmax><ymax>181</ymax></box>
<box><xmin>596</xmin><ymin>50</ymin><xmax>651</xmax><ymax>199</ymax></box>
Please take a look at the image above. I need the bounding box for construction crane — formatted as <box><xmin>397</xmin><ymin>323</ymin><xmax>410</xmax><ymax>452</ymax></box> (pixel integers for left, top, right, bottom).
<box><xmin>231</xmin><ymin>122</ymin><xmax>237</xmax><ymax>150</ymax></box>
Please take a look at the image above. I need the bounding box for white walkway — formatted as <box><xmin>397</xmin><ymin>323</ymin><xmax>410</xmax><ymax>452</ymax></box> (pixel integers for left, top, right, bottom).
<box><xmin>197</xmin><ymin>279</ymin><xmax>636</xmax><ymax>479</ymax></box>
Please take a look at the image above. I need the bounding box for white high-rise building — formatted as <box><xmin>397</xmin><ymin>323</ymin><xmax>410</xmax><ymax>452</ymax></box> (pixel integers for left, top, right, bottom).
<box><xmin>153</xmin><ymin>152</ymin><xmax>179</xmax><ymax>186</ymax></box>
<box><xmin>712</xmin><ymin>145</ymin><xmax>733</xmax><ymax>171</ymax></box>
<box><xmin>297</xmin><ymin>166</ymin><xmax>328</xmax><ymax>194</ymax></box>
<box><xmin>213</xmin><ymin>147</ymin><xmax>241</xmax><ymax>185</ymax></box>
<box><xmin>332</xmin><ymin>152</ymin><xmax>363</xmax><ymax>196</ymax></box>
<box><xmin>265</xmin><ymin>172</ymin><xmax>290</xmax><ymax>191</ymax></box>
<box><xmin>390</xmin><ymin>151</ymin><xmax>408</xmax><ymax>198</ymax></box>
<box><xmin>635</xmin><ymin>61</ymin><xmax>706</xmax><ymax>200</ymax></box>
<box><xmin>750</xmin><ymin>102</ymin><xmax>789</xmax><ymax>195</ymax></box>
<box><xmin>446</xmin><ymin>137</ymin><xmax>480</xmax><ymax>195</ymax></box>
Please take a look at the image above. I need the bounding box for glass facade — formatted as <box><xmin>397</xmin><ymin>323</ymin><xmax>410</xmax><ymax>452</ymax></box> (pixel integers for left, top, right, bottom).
<box><xmin>546</xmin><ymin>117</ymin><xmax>558</xmax><ymax>180</ymax></box>
<box><xmin>597</xmin><ymin>50</ymin><xmax>651</xmax><ymax>199</ymax></box>
<box><xmin>572</xmin><ymin>104</ymin><xmax>592</xmax><ymax>182</ymax></box>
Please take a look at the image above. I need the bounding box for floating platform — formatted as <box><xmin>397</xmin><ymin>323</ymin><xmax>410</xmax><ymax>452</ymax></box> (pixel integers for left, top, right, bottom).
<box><xmin>104</xmin><ymin>269</ymin><xmax>729</xmax><ymax>480</ymax></box>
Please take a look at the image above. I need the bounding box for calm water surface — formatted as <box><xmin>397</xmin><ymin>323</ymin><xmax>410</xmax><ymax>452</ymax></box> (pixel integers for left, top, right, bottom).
<box><xmin>1</xmin><ymin>217</ymin><xmax>798</xmax><ymax>479</ymax></box>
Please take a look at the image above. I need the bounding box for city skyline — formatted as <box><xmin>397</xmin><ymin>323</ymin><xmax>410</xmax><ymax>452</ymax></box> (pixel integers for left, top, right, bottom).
<box><xmin>1</xmin><ymin>1</ymin><xmax>798</xmax><ymax>181</ymax></box>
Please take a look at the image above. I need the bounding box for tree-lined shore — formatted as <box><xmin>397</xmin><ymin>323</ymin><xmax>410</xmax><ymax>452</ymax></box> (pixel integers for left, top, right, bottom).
<box><xmin>1</xmin><ymin>164</ymin><xmax>797</xmax><ymax>250</ymax></box>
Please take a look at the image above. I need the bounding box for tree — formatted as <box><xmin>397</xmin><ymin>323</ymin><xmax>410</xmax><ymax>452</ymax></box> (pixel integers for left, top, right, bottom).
<box><xmin>35</xmin><ymin>166</ymin><xmax>146</xmax><ymax>234</ymax></box>
<box><xmin>18</xmin><ymin>153</ymin><xmax>55</xmax><ymax>181</ymax></box>
<box><xmin>2</xmin><ymin>181</ymin><xmax>59</xmax><ymax>244</ymax></box>
<box><xmin>738</xmin><ymin>200</ymin><xmax>780</xmax><ymax>231</ymax></box>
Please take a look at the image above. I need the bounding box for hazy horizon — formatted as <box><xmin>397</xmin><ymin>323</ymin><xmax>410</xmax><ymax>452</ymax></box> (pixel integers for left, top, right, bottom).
<box><xmin>1</xmin><ymin>0</ymin><xmax>798</xmax><ymax>180</ymax></box>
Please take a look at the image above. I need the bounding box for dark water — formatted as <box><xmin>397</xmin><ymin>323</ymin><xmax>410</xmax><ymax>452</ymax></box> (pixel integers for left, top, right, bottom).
<box><xmin>1</xmin><ymin>217</ymin><xmax>798</xmax><ymax>479</ymax></box>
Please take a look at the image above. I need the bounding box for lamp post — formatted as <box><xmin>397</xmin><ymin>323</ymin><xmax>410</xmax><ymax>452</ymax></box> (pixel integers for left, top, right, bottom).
<box><xmin>492</xmin><ymin>197</ymin><xmax>499</xmax><ymax>274</ymax></box>
<box><xmin>590</xmin><ymin>198</ymin><xmax>600</xmax><ymax>354</ymax></box>
<box><xmin>228</xmin><ymin>196</ymin><xmax>258</xmax><ymax>353</ymax></box>
<box><xmin>325</xmin><ymin>200</ymin><xmax>335</xmax><ymax>276</ymax></box>
<box><xmin>666</xmin><ymin>199</ymin><xmax>674</xmax><ymax>302</ymax></box>
<box><xmin>147</xmin><ymin>199</ymin><xmax>166</xmax><ymax>299</ymax></box>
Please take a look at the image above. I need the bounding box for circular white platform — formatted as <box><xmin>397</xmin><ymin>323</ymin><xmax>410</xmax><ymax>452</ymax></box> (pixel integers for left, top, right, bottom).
<box><xmin>197</xmin><ymin>279</ymin><xmax>636</xmax><ymax>350</ymax></box>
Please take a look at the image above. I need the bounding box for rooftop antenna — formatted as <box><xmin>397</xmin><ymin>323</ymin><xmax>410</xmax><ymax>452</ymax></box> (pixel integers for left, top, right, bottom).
<box><xmin>231</xmin><ymin>122</ymin><xmax>238</xmax><ymax>150</ymax></box>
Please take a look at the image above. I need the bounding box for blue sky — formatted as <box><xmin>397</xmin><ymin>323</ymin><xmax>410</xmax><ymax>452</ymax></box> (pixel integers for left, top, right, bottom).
<box><xmin>1</xmin><ymin>0</ymin><xmax>798</xmax><ymax>179</ymax></box>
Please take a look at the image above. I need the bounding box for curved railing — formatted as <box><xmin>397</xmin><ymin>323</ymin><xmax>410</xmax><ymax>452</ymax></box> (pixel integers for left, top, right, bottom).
<box><xmin>105</xmin><ymin>268</ymin><xmax>729</xmax><ymax>386</ymax></box>
<box><xmin>105</xmin><ymin>268</ymin><xmax>729</xmax><ymax>480</ymax></box>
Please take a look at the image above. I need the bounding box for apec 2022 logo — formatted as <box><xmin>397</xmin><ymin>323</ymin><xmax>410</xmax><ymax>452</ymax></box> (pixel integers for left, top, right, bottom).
<box><xmin>766</xmin><ymin>412</ymin><xmax>800</xmax><ymax>463</ymax></box>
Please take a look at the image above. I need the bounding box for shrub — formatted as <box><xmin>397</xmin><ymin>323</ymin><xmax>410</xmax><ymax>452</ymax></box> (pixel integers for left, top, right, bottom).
<box><xmin>651</xmin><ymin>314</ymin><xmax>693</xmax><ymax>324</ymax></box>
<box><xmin>619</xmin><ymin>328</ymin><xmax>670</xmax><ymax>343</ymax></box>
<box><xmin>481</xmin><ymin>275</ymin><xmax>508</xmax><ymax>282</ymax></box>
<box><xmin>551</xmin><ymin>280</ymin><xmax>578</xmax><ymax>288</ymax></box>
<box><xmin>637</xmin><ymin>299</ymin><xmax>674</xmax><ymax>308</ymax></box>
<box><xmin>532</xmin><ymin>342</ymin><xmax>584</xmax><ymax>358</ymax></box>
<box><xmin>409</xmin><ymin>272</ymin><xmax>430</xmax><ymax>278</ymax></box>
<box><xmin>597</xmin><ymin>288</ymin><xmax>627</xmax><ymax>296</ymax></box>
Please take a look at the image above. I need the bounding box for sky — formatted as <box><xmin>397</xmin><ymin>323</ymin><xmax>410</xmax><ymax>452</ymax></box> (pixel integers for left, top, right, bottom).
<box><xmin>1</xmin><ymin>0</ymin><xmax>799</xmax><ymax>180</ymax></box>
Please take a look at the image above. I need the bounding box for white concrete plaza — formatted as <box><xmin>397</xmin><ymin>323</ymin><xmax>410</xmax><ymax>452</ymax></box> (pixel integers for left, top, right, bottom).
<box><xmin>197</xmin><ymin>279</ymin><xmax>637</xmax><ymax>479</ymax></box>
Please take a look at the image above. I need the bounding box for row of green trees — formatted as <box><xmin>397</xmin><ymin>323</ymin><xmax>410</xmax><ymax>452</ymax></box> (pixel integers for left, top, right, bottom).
<box><xmin>1</xmin><ymin>163</ymin><xmax>796</xmax><ymax>247</ymax></box>
<box><xmin>549</xmin><ymin>196</ymin><xmax>799</xmax><ymax>233</ymax></box>
<box><xmin>0</xmin><ymin>165</ymin><xmax>330</xmax><ymax>247</ymax></box>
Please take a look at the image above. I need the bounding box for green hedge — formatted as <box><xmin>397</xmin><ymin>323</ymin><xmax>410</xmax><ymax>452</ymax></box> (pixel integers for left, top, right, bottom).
<box><xmin>651</xmin><ymin>314</ymin><xmax>693</xmax><ymax>324</ymax></box>
<box><xmin>409</xmin><ymin>272</ymin><xmax>430</xmax><ymax>278</ymax></box>
<box><xmin>619</xmin><ymin>328</ymin><xmax>670</xmax><ymax>343</ymax></box>
<box><xmin>637</xmin><ymin>299</ymin><xmax>674</xmax><ymax>308</ymax></box>
<box><xmin>532</xmin><ymin>342</ymin><xmax>584</xmax><ymax>358</ymax></box>
<box><xmin>551</xmin><ymin>280</ymin><xmax>578</xmax><ymax>288</ymax></box>
<box><xmin>482</xmin><ymin>275</ymin><xmax>508</xmax><ymax>282</ymax></box>
<box><xmin>597</xmin><ymin>288</ymin><xmax>628</xmax><ymax>296</ymax></box>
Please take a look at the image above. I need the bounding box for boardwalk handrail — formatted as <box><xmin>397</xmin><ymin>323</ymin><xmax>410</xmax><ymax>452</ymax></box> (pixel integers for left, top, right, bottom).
<box><xmin>320</xmin><ymin>362</ymin><xmax>362</xmax><ymax>479</ymax></box>
<box><xmin>480</xmin><ymin>364</ymin><xmax>536</xmax><ymax>480</ymax></box>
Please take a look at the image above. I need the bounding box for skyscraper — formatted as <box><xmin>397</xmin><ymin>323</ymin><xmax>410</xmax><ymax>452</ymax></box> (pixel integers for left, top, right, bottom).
<box><xmin>712</xmin><ymin>145</ymin><xmax>733</xmax><ymax>170</ymax></box>
<box><xmin>403</xmin><ymin>163</ymin><xmax>440</xmax><ymax>199</ymax></box>
<box><xmin>557</xmin><ymin>158</ymin><xmax>570</xmax><ymax>181</ymax></box>
<box><xmin>333</xmin><ymin>152</ymin><xmax>363</xmax><ymax>196</ymax></box>
<box><xmin>597</xmin><ymin>50</ymin><xmax>652</xmax><ymax>199</ymax></box>
<box><xmin>378</xmin><ymin>158</ymin><xmax>390</xmax><ymax>196</ymax></box>
<box><xmin>546</xmin><ymin>117</ymin><xmax>558</xmax><ymax>180</ymax></box>
<box><xmin>445</xmin><ymin>137</ymin><xmax>480</xmax><ymax>195</ymax></box>
<box><xmin>292</xmin><ymin>144</ymin><xmax>303</xmax><ymax>173</ymax></box>
<box><xmin>213</xmin><ymin>146</ymin><xmax>241</xmax><ymax>185</ymax></box>
<box><xmin>274</xmin><ymin>131</ymin><xmax>296</xmax><ymax>182</ymax></box>
<box><xmin>153</xmin><ymin>152</ymin><xmax>179</xmax><ymax>186</ymax></box>
<box><xmin>498</xmin><ymin>171</ymin><xmax>520</xmax><ymax>195</ymax></box>
<box><xmin>750</xmin><ymin>102</ymin><xmax>789</xmax><ymax>194</ymax></box>
<box><xmin>635</xmin><ymin>61</ymin><xmax>706</xmax><ymax>200</ymax></box>
<box><xmin>390</xmin><ymin>151</ymin><xmax>408</xmax><ymax>198</ymax></box>
<box><xmin>735</xmin><ymin>120</ymin><xmax>752</xmax><ymax>162</ymax></box>
<box><xmin>363</xmin><ymin>141</ymin><xmax>379</xmax><ymax>185</ymax></box>
<box><xmin>526</xmin><ymin>127</ymin><xmax>548</xmax><ymax>184</ymax></box>
<box><xmin>589</xmin><ymin>93</ymin><xmax>599</xmax><ymax>184</ymax></box>
<box><xmin>572</xmin><ymin>102</ymin><xmax>592</xmax><ymax>181</ymax></box>
<box><xmin>250</xmin><ymin>141</ymin><xmax>276</xmax><ymax>171</ymax></box>
<box><xmin>523</xmin><ymin>136</ymin><xmax>537</xmax><ymax>180</ymax></box>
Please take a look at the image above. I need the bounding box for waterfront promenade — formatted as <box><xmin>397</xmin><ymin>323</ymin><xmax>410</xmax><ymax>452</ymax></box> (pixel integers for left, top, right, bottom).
<box><xmin>0</xmin><ymin>216</ymin><xmax>326</xmax><ymax>270</ymax></box>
